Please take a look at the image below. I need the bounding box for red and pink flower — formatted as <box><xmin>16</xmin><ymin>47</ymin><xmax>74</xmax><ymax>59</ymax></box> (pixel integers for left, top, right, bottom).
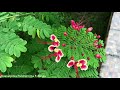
<box><xmin>54</xmin><ymin>48</ymin><xmax>64</xmax><ymax>62</ymax></box>
<box><xmin>48</xmin><ymin>34</ymin><xmax>64</xmax><ymax>62</ymax></box>
<box><xmin>50</xmin><ymin>34</ymin><xmax>56</xmax><ymax>41</ymax></box>
<box><xmin>48</xmin><ymin>45</ymin><xmax>56</xmax><ymax>52</ymax></box>
<box><xmin>67</xmin><ymin>60</ymin><xmax>75</xmax><ymax>68</ymax></box>
<box><xmin>67</xmin><ymin>59</ymin><xmax>88</xmax><ymax>70</ymax></box>
<box><xmin>77</xmin><ymin>59</ymin><xmax>88</xmax><ymax>70</ymax></box>
<box><xmin>71</xmin><ymin>20</ymin><xmax>84</xmax><ymax>31</ymax></box>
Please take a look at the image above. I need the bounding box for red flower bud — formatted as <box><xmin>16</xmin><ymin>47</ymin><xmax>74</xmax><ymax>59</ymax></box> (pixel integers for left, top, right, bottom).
<box><xmin>95</xmin><ymin>54</ymin><xmax>102</xmax><ymax>59</ymax></box>
<box><xmin>62</xmin><ymin>43</ymin><xmax>66</xmax><ymax>47</ymax></box>
<box><xmin>70</xmin><ymin>56</ymin><xmax>74</xmax><ymax>60</ymax></box>
<box><xmin>86</xmin><ymin>27</ymin><xmax>93</xmax><ymax>33</ymax></box>
<box><xmin>96</xmin><ymin>35</ymin><xmax>101</xmax><ymax>39</ymax></box>
<box><xmin>87</xmin><ymin>57</ymin><xmax>90</xmax><ymax>60</ymax></box>
<box><xmin>82</xmin><ymin>53</ymin><xmax>84</xmax><ymax>56</ymax></box>
<box><xmin>64</xmin><ymin>32</ymin><xmax>68</xmax><ymax>36</ymax></box>
<box><xmin>97</xmin><ymin>44</ymin><xmax>102</xmax><ymax>48</ymax></box>
<box><xmin>0</xmin><ymin>73</ymin><xmax>2</xmax><ymax>77</ymax></box>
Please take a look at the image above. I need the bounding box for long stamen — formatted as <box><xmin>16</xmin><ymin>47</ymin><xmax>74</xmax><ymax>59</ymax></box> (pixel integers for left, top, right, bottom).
<box><xmin>41</xmin><ymin>53</ymin><xmax>55</xmax><ymax>60</ymax></box>
<box><xmin>37</xmin><ymin>39</ymin><xmax>52</xmax><ymax>44</ymax></box>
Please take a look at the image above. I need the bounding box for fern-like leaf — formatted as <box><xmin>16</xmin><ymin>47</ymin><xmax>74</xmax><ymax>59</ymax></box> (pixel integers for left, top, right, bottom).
<box><xmin>0</xmin><ymin>50</ymin><xmax>14</xmax><ymax>72</ymax></box>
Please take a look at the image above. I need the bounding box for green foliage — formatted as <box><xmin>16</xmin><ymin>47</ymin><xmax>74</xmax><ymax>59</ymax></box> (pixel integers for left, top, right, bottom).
<box><xmin>0</xmin><ymin>50</ymin><xmax>14</xmax><ymax>72</ymax></box>
<box><xmin>22</xmin><ymin>15</ymin><xmax>53</xmax><ymax>39</ymax></box>
<box><xmin>0</xmin><ymin>31</ymin><xmax>27</xmax><ymax>57</ymax></box>
<box><xmin>0</xmin><ymin>12</ymin><xmax>107</xmax><ymax>78</ymax></box>
<box><xmin>7</xmin><ymin>53</ymin><xmax>34</xmax><ymax>75</ymax></box>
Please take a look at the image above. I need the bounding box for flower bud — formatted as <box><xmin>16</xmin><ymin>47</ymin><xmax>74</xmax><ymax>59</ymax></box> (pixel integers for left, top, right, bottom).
<box><xmin>64</xmin><ymin>32</ymin><xmax>68</xmax><ymax>36</ymax></box>
<box><xmin>95</xmin><ymin>54</ymin><xmax>102</xmax><ymax>58</ymax></box>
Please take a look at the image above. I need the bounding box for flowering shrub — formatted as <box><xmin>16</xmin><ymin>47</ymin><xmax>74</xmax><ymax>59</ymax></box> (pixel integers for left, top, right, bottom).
<box><xmin>0</xmin><ymin>12</ymin><xmax>106</xmax><ymax>78</ymax></box>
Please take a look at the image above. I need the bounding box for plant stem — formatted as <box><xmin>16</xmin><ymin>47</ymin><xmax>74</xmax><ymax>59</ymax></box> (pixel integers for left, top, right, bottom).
<box><xmin>37</xmin><ymin>38</ymin><xmax>52</xmax><ymax>45</ymax></box>
<box><xmin>74</xmin><ymin>64</ymin><xmax>80</xmax><ymax>78</ymax></box>
<box><xmin>41</xmin><ymin>53</ymin><xmax>55</xmax><ymax>60</ymax></box>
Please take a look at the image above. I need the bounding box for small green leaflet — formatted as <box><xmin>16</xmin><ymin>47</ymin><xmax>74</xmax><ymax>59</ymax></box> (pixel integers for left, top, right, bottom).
<box><xmin>31</xmin><ymin>56</ymin><xmax>42</xmax><ymax>69</ymax></box>
<box><xmin>0</xmin><ymin>51</ymin><xmax>14</xmax><ymax>72</ymax></box>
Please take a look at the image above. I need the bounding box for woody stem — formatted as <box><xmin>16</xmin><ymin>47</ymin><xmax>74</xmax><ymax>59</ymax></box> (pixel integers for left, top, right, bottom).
<box><xmin>74</xmin><ymin>64</ymin><xmax>80</xmax><ymax>78</ymax></box>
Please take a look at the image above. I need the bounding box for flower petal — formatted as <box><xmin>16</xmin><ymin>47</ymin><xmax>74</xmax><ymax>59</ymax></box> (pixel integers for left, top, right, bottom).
<box><xmin>67</xmin><ymin>60</ymin><xmax>75</xmax><ymax>68</ymax></box>
<box><xmin>57</xmin><ymin>49</ymin><xmax>64</xmax><ymax>57</ymax></box>
<box><xmin>78</xmin><ymin>59</ymin><xmax>87</xmax><ymax>65</ymax></box>
<box><xmin>48</xmin><ymin>45</ymin><xmax>55</xmax><ymax>52</ymax></box>
<box><xmin>52</xmin><ymin>41</ymin><xmax>60</xmax><ymax>47</ymax></box>
<box><xmin>50</xmin><ymin>34</ymin><xmax>56</xmax><ymax>41</ymax></box>
<box><xmin>54</xmin><ymin>38</ymin><xmax>60</xmax><ymax>43</ymax></box>
<box><xmin>80</xmin><ymin>65</ymin><xmax>88</xmax><ymax>70</ymax></box>
<box><xmin>71</xmin><ymin>20</ymin><xmax>76</xmax><ymax>25</ymax></box>
<box><xmin>55</xmin><ymin>55</ymin><xmax>61</xmax><ymax>63</ymax></box>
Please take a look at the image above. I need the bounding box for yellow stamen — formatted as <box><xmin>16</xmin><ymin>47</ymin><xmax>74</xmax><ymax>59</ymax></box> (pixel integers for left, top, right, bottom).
<box><xmin>54</xmin><ymin>48</ymin><xmax>59</xmax><ymax>52</ymax></box>
<box><xmin>54</xmin><ymin>38</ymin><xmax>60</xmax><ymax>43</ymax></box>
<box><xmin>76</xmin><ymin>63</ymin><xmax>82</xmax><ymax>67</ymax></box>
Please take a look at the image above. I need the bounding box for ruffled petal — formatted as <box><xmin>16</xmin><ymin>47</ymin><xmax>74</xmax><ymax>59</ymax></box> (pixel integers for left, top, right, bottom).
<box><xmin>52</xmin><ymin>41</ymin><xmax>60</xmax><ymax>47</ymax></box>
<box><xmin>67</xmin><ymin>60</ymin><xmax>75</xmax><ymax>68</ymax></box>
<box><xmin>48</xmin><ymin>45</ymin><xmax>55</xmax><ymax>52</ymax></box>
<box><xmin>80</xmin><ymin>65</ymin><xmax>88</xmax><ymax>70</ymax></box>
<box><xmin>50</xmin><ymin>34</ymin><xmax>56</xmax><ymax>41</ymax></box>
<box><xmin>55</xmin><ymin>55</ymin><xmax>61</xmax><ymax>63</ymax></box>
<box><xmin>78</xmin><ymin>59</ymin><xmax>87</xmax><ymax>65</ymax></box>
<box><xmin>71</xmin><ymin>20</ymin><xmax>76</xmax><ymax>25</ymax></box>
<box><xmin>57</xmin><ymin>49</ymin><xmax>64</xmax><ymax>57</ymax></box>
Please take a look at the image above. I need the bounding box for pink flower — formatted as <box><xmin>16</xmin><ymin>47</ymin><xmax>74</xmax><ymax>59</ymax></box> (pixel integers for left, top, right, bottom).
<box><xmin>48</xmin><ymin>45</ymin><xmax>56</xmax><ymax>52</ymax></box>
<box><xmin>48</xmin><ymin>34</ymin><xmax>64</xmax><ymax>63</ymax></box>
<box><xmin>96</xmin><ymin>35</ymin><xmax>101</xmax><ymax>39</ymax></box>
<box><xmin>67</xmin><ymin>59</ymin><xmax>88</xmax><ymax>70</ymax></box>
<box><xmin>49</xmin><ymin>34</ymin><xmax>60</xmax><ymax>48</ymax></box>
<box><xmin>52</xmin><ymin>41</ymin><xmax>60</xmax><ymax>47</ymax></box>
<box><xmin>77</xmin><ymin>59</ymin><xmax>88</xmax><ymax>70</ymax></box>
<box><xmin>50</xmin><ymin>34</ymin><xmax>56</xmax><ymax>41</ymax></box>
<box><xmin>71</xmin><ymin>20</ymin><xmax>76</xmax><ymax>25</ymax></box>
<box><xmin>54</xmin><ymin>48</ymin><xmax>64</xmax><ymax>62</ymax></box>
<box><xmin>95</xmin><ymin>54</ymin><xmax>102</xmax><ymax>59</ymax></box>
<box><xmin>67</xmin><ymin>60</ymin><xmax>75</xmax><ymax>68</ymax></box>
<box><xmin>71</xmin><ymin>20</ymin><xmax>84</xmax><ymax>31</ymax></box>
<box><xmin>86</xmin><ymin>27</ymin><xmax>93</xmax><ymax>33</ymax></box>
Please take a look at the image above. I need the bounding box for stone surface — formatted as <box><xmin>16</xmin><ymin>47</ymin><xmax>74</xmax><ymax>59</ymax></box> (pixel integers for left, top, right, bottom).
<box><xmin>100</xmin><ymin>12</ymin><xmax>120</xmax><ymax>78</ymax></box>
<box><xmin>110</xmin><ymin>12</ymin><xmax>120</xmax><ymax>30</ymax></box>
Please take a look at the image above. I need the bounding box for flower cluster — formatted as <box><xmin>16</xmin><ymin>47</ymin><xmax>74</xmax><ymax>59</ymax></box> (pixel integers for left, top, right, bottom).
<box><xmin>48</xmin><ymin>34</ymin><xmax>64</xmax><ymax>62</ymax></box>
<box><xmin>71</xmin><ymin>20</ymin><xmax>85</xmax><ymax>31</ymax></box>
<box><xmin>93</xmin><ymin>40</ymin><xmax>103</xmax><ymax>49</ymax></box>
<box><xmin>67</xmin><ymin>58</ymin><xmax>88</xmax><ymax>71</ymax></box>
